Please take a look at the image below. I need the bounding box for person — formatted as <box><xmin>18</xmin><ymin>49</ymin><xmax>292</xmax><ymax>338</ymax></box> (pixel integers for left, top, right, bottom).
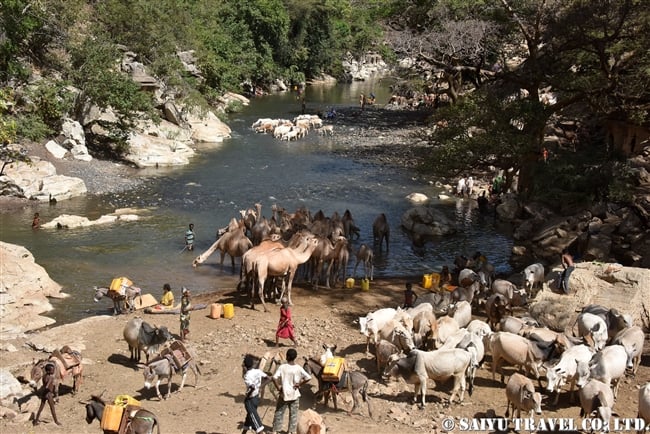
<box><xmin>477</xmin><ymin>190</ymin><xmax>490</xmax><ymax>214</ymax></box>
<box><xmin>242</xmin><ymin>354</ymin><xmax>269</xmax><ymax>434</ymax></box>
<box><xmin>473</xmin><ymin>251</ymin><xmax>487</xmax><ymax>270</ymax></box>
<box><xmin>161</xmin><ymin>283</ymin><xmax>174</xmax><ymax>307</ymax></box>
<box><xmin>559</xmin><ymin>248</ymin><xmax>575</xmax><ymax>294</ymax></box>
<box><xmin>180</xmin><ymin>287</ymin><xmax>192</xmax><ymax>341</ymax></box>
<box><xmin>270</xmin><ymin>348</ymin><xmax>311</xmax><ymax>434</ymax></box>
<box><xmin>456</xmin><ymin>177</ymin><xmax>466</xmax><ymax>197</ymax></box>
<box><xmin>369</xmin><ymin>92</ymin><xmax>376</xmax><ymax>105</ymax></box>
<box><xmin>542</xmin><ymin>147</ymin><xmax>549</xmax><ymax>163</ymax></box>
<box><xmin>32</xmin><ymin>212</ymin><xmax>40</xmax><ymax>229</ymax></box>
<box><xmin>403</xmin><ymin>282</ymin><xmax>418</xmax><ymax>308</ymax></box>
<box><xmin>360</xmin><ymin>93</ymin><xmax>365</xmax><ymax>111</ymax></box>
<box><xmin>440</xmin><ymin>266</ymin><xmax>452</xmax><ymax>287</ymax></box>
<box><xmin>185</xmin><ymin>223</ymin><xmax>195</xmax><ymax>251</ymax></box>
<box><xmin>33</xmin><ymin>362</ymin><xmax>61</xmax><ymax>426</ymax></box>
<box><xmin>301</xmin><ymin>96</ymin><xmax>306</xmax><ymax>115</ymax></box>
<box><xmin>276</xmin><ymin>298</ymin><xmax>297</xmax><ymax>347</ymax></box>
<box><xmin>466</xmin><ymin>176</ymin><xmax>474</xmax><ymax>196</ymax></box>
<box><xmin>492</xmin><ymin>174</ymin><xmax>503</xmax><ymax>195</ymax></box>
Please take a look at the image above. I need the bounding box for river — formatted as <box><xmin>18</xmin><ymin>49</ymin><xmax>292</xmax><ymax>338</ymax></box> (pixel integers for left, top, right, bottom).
<box><xmin>0</xmin><ymin>79</ymin><xmax>513</xmax><ymax>323</ymax></box>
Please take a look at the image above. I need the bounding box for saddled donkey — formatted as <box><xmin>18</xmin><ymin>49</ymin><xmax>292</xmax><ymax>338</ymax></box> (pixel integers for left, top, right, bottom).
<box><xmin>303</xmin><ymin>345</ymin><xmax>373</xmax><ymax>418</ymax></box>
<box><xmin>141</xmin><ymin>353</ymin><xmax>201</xmax><ymax>400</ymax></box>
<box><xmin>94</xmin><ymin>285</ymin><xmax>141</xmax><ymax>315</ymax></box>
<box><xmin>84</xmin><ymin>395</ymin><xmax>161</xmax><ymax>434</ymax></box>
<box><xmin>30</xmin><ymin>346</ymin><xmax>83</xmax><ymax>399</ymax></box>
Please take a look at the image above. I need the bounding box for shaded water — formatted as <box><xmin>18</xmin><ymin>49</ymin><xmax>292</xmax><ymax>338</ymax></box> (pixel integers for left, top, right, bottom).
<box><xmin>0</xmin><ymin>80</ymin><xmax>512</xmax><ymax>324</ymax></box>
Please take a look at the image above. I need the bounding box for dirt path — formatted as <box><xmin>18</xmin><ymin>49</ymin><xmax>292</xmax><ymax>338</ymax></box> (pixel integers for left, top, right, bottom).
<box><xmin>2</xmin><ymin>276</ymin><xmax>648</xmax><ymax>433</ymax></box>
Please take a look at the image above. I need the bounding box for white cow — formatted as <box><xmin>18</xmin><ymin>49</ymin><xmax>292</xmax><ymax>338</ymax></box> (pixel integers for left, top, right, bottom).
<box><xmin>358</xmin><ymin>308</ymin><xmax>396</xmax><ymax>353</ymax></box>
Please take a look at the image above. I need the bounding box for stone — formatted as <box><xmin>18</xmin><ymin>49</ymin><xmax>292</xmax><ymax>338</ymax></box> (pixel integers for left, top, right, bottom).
<box><xmin>61</xmin><ymin>119</ymin><xmax>86</xmax><ymax>147</ymax></box>
<box><xmin>187</xmin><ymin>110</ymin><xmax>232</xmax><ymax>143</ymax></box>
<box><xmin>0</xmin><ymin>370</ymin><xmax>23</xmax><ymax>400</ymax></box>
<box><xmin>401</xmin><ymin>206</ymin><xmax>456</xmax><ymax>240</ymax></box>
<box><xmin>44</xmin><ymin>140</ymin><xmax>67</xmax><ymax>159</ymax></box>
<box><xmin>406</xmin><ymin>192</ymin><xmax>429</xmax><ymax>203</ymax></box>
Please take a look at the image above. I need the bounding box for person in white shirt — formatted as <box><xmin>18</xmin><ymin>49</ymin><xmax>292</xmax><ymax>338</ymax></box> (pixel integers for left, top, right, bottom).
<box><xmin>456</xmin><ymin>177</ymin><xmax>466</xmax><ymax>197</ymax></box>
<box><xmin>242</xmin><ymin>355</ymin><xmax>269</xmax><ymax>434</ymax></box>
<box><xmin>270</xmin><ymin>349</ymin><xmax>311</xmax><ymax>434</ymax></box>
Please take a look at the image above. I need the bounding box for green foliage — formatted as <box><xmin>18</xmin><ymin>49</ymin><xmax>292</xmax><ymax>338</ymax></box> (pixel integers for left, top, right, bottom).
<box><xmin>15</xmin><ymin>113</ymin><xmax>51</xmax><ymax>142</ymax></box>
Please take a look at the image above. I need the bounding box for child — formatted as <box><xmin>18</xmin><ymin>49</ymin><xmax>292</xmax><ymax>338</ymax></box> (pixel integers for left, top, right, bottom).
<box><xmin>276</xmin><ymin>298</ymin><xmax>297</xmax><ymax>347</ymax></box>
<box><xmin>33</xmin><ymin>363</ymin><xmax>61</xmax><ymax>426</ymax></box>
<box><xmin>242</xmin><ymin>355</ymin><xmax>269</xmax><ymax>434</ymax></box>
<box><xmin>403</xmin><ymin>282</ymin><xmax>418</xmax><ymax>308</ymax></box>
<box><xmin>180</xmin><ymin>287</ymin><xmax>192</xmax><ymax>341</ymax></box>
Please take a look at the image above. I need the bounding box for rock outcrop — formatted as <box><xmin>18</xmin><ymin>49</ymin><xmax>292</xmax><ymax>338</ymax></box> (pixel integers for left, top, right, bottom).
<box><xmin>0</xmin><ymin>242</ymin><xmax>66</xmax><ymax>338</ymax></box>
<box><xmin>526</xmin><ymin>262</ymin><xmax>650</xmax><ymax>332</ymax></box>
<box><xmin>400</xmin><ymin>206</ymin><xmax>457</xmax><ymax>244</ymax></box>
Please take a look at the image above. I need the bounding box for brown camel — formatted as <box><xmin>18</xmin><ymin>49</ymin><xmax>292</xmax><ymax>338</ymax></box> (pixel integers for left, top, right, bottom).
<box><xmin>193</xmin><ymin>219</ymin><xmax>252</xmax><ymax>271</ymax></box>
<box><xmin>372</xmin><ymin>213</ymin><xmax>390</xmax><ymax>251</ymax></box>
<box><xmin>254</xmin><ymin>237</ymin><xmax>319</xmax><ymax>310</ymax></box>
<box><xmin>353</xmin><ymin>244</ymin><xmax>374</xmax><ymax>281</ymax></box>
<box><xmin>310</xmin><ymin>236</ymin><xmax>349</xmax><ymax>289</ymax></box>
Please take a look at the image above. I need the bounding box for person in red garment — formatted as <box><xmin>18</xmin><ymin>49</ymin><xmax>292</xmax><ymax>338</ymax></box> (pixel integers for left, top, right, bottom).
<box><xmin>275</xmin><ymin>298</ymin><xmax>297</xmax><ymax>347</ymax></box>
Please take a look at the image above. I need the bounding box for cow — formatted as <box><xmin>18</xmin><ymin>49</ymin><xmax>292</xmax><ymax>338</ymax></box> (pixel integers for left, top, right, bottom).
<box><xmin>448</xmin><ymin>301</ymin><xmax>472</xmax><ymax>328</ymax></box>
<box><xmin>383</xmin><ymin>348</ymin><xmax>475</xmax><ymax>407</ymax></box>
<box><xmin>485</xmin><ymin>294</ymin><xmax>509</xmax><ymax>330</ymax></box>
<box><xmin>611</xmin><ymin>326</ymin><xmax>645</xmax><ymax>374</ymax></box>
<box><xmin>522</xmin><ymin>263</ymin><xmax>544</xmax><ymax>297</ymax></box>
<box><xmin>431</xmin><ymin>316</ymin><xmax>460</xmax><ymax>349</ymax></box>
<box><xmin>544</xmin><ymin>344</ymin><xmax>594</xmax><ymax>405</ymax></box>
<box><xmin>489</xmin><ymin>332</ymin><xmax>556</xmax><ymax>385</ymax></box>
<box><xmin>505</xmin><ymin>373</ymin><xmax>542</xmax><ymax>418</ymax></box>
<box><xmin>491</xmin><ymin>279</ymin><xmax>528</xmax><ymax>308</ymax></box>
<box><xmin>123</xmin><ymin>317</ymin><xmax>173</xmax><ymax>363</ymax></box>
<box><xmin>639</xmin><ymin>383</ymin><xmax>650</xmax><ymax>430</ymax></box>
<box><xmin>576</xmin><ymin>344</ymin><xmax>627</xmax><ymax>399</ymax></box>
<box><xmin>576</xmin><ymin>312</ymin><xmax>608</xmax><ymax>351</ymax></box>
<box><xmin>297</xmin><ymin>408</ymin><xmax>327</xmax><ymax>434</ymax></box>
<box><xmin>578</xmin><ymin>379</ymin><xmax>615</xmax><ymax>431</ymax></box>
<box><xmin>581</xmin><ymin>304</ymin><xmax>632</xmax><ymax>344</ymax></box>
<box><xmin>358</xmin><ymin>308</ymin><xmax>396</xmax><ymax>353</ymax></box>
<box><xmin>375</xmin><ymin>339</ymin><xmax>400</xmax><ymax>374</ymax></box>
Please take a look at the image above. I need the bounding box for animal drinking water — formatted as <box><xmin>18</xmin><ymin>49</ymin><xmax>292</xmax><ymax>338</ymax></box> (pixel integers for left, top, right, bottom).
<box><xmin>30</xmin><ymin>346</ymin><xmax>83</xmax><ymax>399</ymax></box>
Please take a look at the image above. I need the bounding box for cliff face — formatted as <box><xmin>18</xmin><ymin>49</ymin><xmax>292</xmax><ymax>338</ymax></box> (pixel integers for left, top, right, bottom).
<box><xmin>0</xmin><ymin>242</ymin><xmax>66</xmax><ymax>338</ymax></box>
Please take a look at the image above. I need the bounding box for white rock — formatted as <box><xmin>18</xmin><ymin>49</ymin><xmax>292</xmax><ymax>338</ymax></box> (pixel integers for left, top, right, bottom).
<box><xmin>61</xmin><ymin>119</ymin><xmax>86</xmax><ymax>146</ymax></box>
<box><xmin>44</xmin><ymin>140</ymin><xmax>67</xmax><ymax>159</ymax></box>
<box><xmin>0</xmin><ymin>370</ymin><xmax>23</xmax><ymax>400</ymax></box>
<box><xmin>406</xmin><ymin>192</ymin><xmax>429</xmax><ymax>203</ymax></box>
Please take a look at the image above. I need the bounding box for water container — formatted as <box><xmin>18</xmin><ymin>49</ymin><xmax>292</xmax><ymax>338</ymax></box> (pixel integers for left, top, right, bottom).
<box><xmin>100</xmin><ymin>404</ymin><xmax>124</xmax><ymax>432</ymax></box>
<box><xmin>223</xmin><ymin>303</ymin><xmax>235</xmax><ymax>319</ymax></box>
<box><xmin>114</xmin><ymin>394</ymin><xmax>140</xmax><ymax>407</ymax></box>
<box><xmin>361</xmin><ymin>279</ymin><xmax>370</xmax><ymax>291</ymax></box>
<box><xmin>345</xmin><ymin>278</ymin><xmax>355</xmax><ymax>289</ymax></box>
<box><xmin>422</xmin><ymin>274</ymin><xmax>433</xmax><ymax>289</ymax></box>
<box><xmin>209</xmin><ymin>303</ymin><xmax>222</xmax><ymax>319</ymax></box>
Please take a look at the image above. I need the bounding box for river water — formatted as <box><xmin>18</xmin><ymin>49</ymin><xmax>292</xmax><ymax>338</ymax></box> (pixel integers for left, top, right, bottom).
<box><xmin>0</xmin><ymin>79</ymin><xmax>513</xmax><ymax>324</ymax></box>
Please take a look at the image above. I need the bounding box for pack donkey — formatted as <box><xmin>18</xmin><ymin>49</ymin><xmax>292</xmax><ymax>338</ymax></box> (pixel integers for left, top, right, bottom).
<box><xmin>140</xmin><ymin>347</ymin><xmax>201</xmax><ymax>400</ymax></box>
<box><xmin>303</xmin><ymin>345</ymin><xmax>373</xmax><ymax>417</ymax></box>
<box><xmin>84</xmin><ymin>393</ymin><xmax>160</xmax><ymax>434</ymax></box>
<box><xmin>30</xmin><ymin>346</ymin><xmax>83</xmax><ymax>399</ymax></box>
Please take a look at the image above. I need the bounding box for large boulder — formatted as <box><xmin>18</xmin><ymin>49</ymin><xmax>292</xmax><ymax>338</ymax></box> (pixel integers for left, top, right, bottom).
<box><xmin>0</xmin><ymin>242</ymin><xmax>66</xmax><ymax>338</ymax></box>
<box><xmin>187</xmin><ymin>110</ymin><xmax>232</xmax><ymax>143</ymax></box>
<box><xmin>401</xmin><ymin>206</ymin><xmax>456</xmax><ymax>243</ymax></box>
<box><xmin>527</xmin><ymin>262</ymin><xmax>650</xmax><ymax>332</ymax></box>
<box><xmin>0</xmin><ymin>159</ymin><xmax>86</xmax><ymax>202</ymax></box>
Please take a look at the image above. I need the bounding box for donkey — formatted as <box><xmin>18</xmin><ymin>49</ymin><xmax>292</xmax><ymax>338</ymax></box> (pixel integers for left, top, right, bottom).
<box><xmin>30</xmin><ymin>346</ymin><xmax>83</xmax><ymax>398</ymax></box>
<box><xmin>303</xmin><ymin>345</ymin><xmax>373</xmax><ymax>418</ymax></box>
<box><xmin>94</xmin><ymin>285</ymin><xmax>141</xmax><ymax>315</ymax></box>
<box><xmin>141</xmin><ymin>354</ymin><xmax>201</xmax><ymax>400</ymax></box>
<box><xmin>84</xmin><ymin>395</ymin><xmax>160</xmax><ymax>434</ymax></box>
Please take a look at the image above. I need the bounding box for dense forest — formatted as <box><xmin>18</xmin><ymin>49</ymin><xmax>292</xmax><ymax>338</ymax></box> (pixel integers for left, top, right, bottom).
<box><xmin>1</xmin><ymin>0</ymin><xmax>649</xmax><ymax>206</ymax></box>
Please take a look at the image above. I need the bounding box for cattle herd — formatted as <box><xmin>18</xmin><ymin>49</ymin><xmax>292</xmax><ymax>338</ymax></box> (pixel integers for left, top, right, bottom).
<box><xmin>355</xmin><ymin>265</ymin><xmax>649</xmax><ymax>431</ymax></box>
<box><xmin>251</xmin><ymin>115</ymin><xmax>333</xmax><ymax>141</ymax></box>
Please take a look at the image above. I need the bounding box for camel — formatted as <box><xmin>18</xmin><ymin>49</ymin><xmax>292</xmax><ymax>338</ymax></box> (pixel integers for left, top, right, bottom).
<box><xmin>329</xmin><ymin>238</ymin><xmax>350</xmax><ymax>287</ymax></box>
<box><xmin>254</xmin><ymin>237</ymin><xmax>319</xmax><ymax>311</ymax></box>
<box><xmin>239</xmin><ymin>234</ymin><xmax>286</xmax><ymax>295</ymax></box>
<box><xmin>341</xmin><ymin>209</ymin><xmax>360</xmax><ymax>239</ymax></box>
<box><xmin>192</xmin><ymin>220</ymin><xmax>252</xmax><ymax>272</ymax></box>
<box><xmin>372</xmin><ymin>213</ymin><xmax>390</xmax><ymax>251</ymax></box>
<box><xmin>310</xmin><ymin>236</ymin><xmax>349</xmax><ymax>289</ymax></box>
<box><xmin>353</xmin><ymin>244</ymin><xmax>374</xmax><ymax>281</ymax></box>
<box><xmin>239</xmin><ymin>202</ymin><xmax>261</xmax><ymax>237</ymax></box>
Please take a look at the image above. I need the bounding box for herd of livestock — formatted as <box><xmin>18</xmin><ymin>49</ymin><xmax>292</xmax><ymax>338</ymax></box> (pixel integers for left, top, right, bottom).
<box><xmin>251</xmin><ymin>115</ymin><xmax>334</xmax><ymax>141</ymax></box>
<box><xmin>26</xmin><ymin>202</ymin><xmax>650</xmax><ymax>433</ymax></box>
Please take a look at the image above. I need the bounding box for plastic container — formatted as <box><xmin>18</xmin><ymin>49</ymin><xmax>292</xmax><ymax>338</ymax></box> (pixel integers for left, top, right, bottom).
<box><xmin>422</xmin><ymin>274</ymin><xmax>433</xmax><ymax>289</ymax></box>
<box><xmin>223</xmin><ymin>303</ymin><xmax>235</xmax><ymax>319</ymax></box>
<box><xmin>322</xmin><ymin>357</ymin><xmax>345</xmax><ymax>382</ymax></box>
<box><xmin>345</xmin><ymin>278</ymin><xmax>355</xmax><ymax>289</ymax></box>
<box><xmin>114</xmin><ymin>394</ymin><xmax>140</xmax><ymax>407</ymax></box>
<box><xmin>100</xmin><ymin>404</ymin><xmax>124</xmax><ymax>431</ymax></box>
<box><xmin>209</xmin><ymin>303</ymin><xmax>222</xmax><ymax>319</ymax></box>
<box><xmin>361</xmin><ymin>279</ymin><xmax>370</xmax><ymax>291</ymax></box>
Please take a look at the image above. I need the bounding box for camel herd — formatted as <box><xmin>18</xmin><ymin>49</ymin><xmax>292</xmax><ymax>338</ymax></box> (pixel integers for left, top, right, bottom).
<box><xmin>192</xmin><ymin>204</ymin><xmax>388</xmax><ymax>310</ymax></box>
